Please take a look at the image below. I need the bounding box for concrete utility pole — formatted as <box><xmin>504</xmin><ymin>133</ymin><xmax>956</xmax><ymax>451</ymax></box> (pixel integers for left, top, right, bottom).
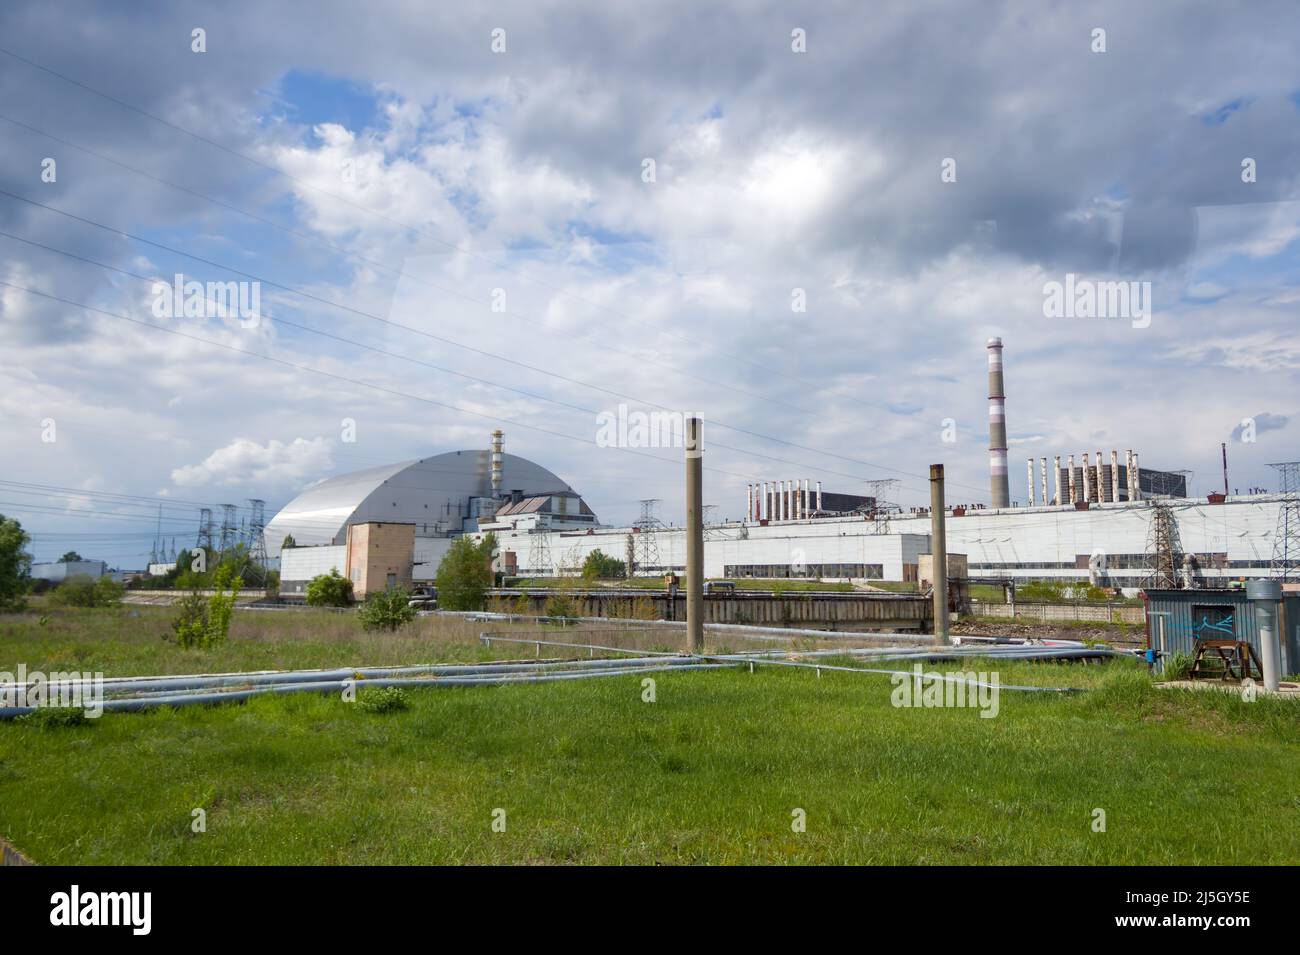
<box><xmin>685</xmin><ymin>417</ymin><xmax>704</xmax><ymax>654</ymax></box>
<box><xmin>929</xmin><ymin>464</ymin><xmax>950</xmax><ymax>645</ymax></box>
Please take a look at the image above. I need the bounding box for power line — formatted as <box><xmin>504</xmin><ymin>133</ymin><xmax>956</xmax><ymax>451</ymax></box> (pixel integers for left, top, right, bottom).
<box><xmin>0</xmin><ymin>200</ymin><xmax>979</xmax><ymax>496</ymax></box>
<box><xmin>0</xmin><ymin>46</ymin><xmax>825</xmax><ymax>394</ymax></box>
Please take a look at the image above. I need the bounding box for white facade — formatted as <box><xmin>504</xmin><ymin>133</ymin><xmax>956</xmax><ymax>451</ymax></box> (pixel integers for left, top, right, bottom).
<box><xmin>281</xmin><ymin>537</ymin><xmax>456</xmax><ymax>592</ymax></box>
<box><xmin>30</xmin><ymin>560</ymin><xmax>107</xmax><ymax>582</ymax></box>
<box><xmin>279</xmin><ymin>494</ymin><xmax>1290</xmax><ymax>588</ymax></box>
<box><xmin>477</xmin><ymin>494</ymin><xmax>1289</xmax><ymax>584</ymax></box>
<box><xmin>279</xmin><ymin>545</ymin><xmax>346</xmax><ymax>593</ymax></box>
<box><xmin>481</xmin><ymin>521</ymin><xmax>929</xmax><ymax>581</ymax></box>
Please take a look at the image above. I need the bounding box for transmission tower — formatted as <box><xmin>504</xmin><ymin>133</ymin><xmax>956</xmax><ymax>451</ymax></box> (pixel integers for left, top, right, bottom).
<box><xmin>1269</xmin><ymin>462</ymin><xmax>1300</xmax><ymax>582</ymax></box>
<box><xmin>528</xmin><ymin>520</ymin><xmax>552</xmax><ymax>577</ymax></box>
<box><xmin>632</xmin><ymin>499</ymin><xmax>663</xmax><ymax>575</ymax></box>
<box><xmin>218</xmin><ymin>504</ymin><xmax>237</xmax><ymax>560</ymax></box>
<box><xmin>150</xmin><ymin>504</ymin><xmax>163</xmax><ymax>565</ymax></box>
<box><xmin>1142</xmin><ymin>502</ymin><xmax>1183</xmax><ymax>589</ymax></box>
<box><xmin>246</xmin><ymin>499</ymin><xmax>269</xmax><ymax>583</ymax></box>
<box><xmin>196</xmin><ymin>507</ymin><xmax>214</xmax><ymax>555</ymax></box>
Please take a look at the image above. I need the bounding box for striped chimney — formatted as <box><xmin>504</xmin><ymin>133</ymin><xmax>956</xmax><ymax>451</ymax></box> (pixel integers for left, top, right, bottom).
<box><xmin>987</xmin><ymin>338</ymin><xmax>1010</xmax><ymax>508</ymax></box>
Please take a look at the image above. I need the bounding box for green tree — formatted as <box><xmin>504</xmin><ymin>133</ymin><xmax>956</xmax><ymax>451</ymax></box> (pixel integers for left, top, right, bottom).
<box><xmin>358</xmin><ymin>585</ymin><xmax>417</xmax><ymax>632</ymax></box>
<box><xmin>58</xmin><ymin>551</ymin><xmax>83</xmax><ymax>563</ymax></box>
<box><xmin>281</xmin><ymin>534</ymin><xmax>296</xmax><ymax>550</ymax></box>
<box><xmin>0</xmin><ymin>515</ymin><xmax>32</xmax><ymax>611</ymax></box>
<box><xmin>581</xmin><ymin>549</ymin><xmax>626</xmax><ymax>580</ymax></box>
<box><xmin>435</xmin><ymin>535</ymin><xmax>496</xmax><ymax>611</ymax></box>
<box><xmin>306</xmin><ymin>568</ymin><xmax>353</xmax><ymax>607</ymax></box>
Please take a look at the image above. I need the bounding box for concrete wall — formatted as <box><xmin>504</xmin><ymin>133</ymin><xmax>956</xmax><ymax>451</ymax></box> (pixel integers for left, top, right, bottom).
<box><xmin>489</xmin><ymin>589</ymin><xmax>932</xmax><ymax>631</ymax></box>
<box><xmin>970</xmin><ymin>600</ymin><xmax>1145</xmax><ymax>624</ymax></box>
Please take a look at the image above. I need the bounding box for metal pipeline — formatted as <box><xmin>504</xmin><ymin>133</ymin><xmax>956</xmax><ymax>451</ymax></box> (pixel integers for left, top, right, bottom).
<box><xmin>0</xmin><ymin>661</ymin><xmax>735</xmax><ymax>719</ymax></box>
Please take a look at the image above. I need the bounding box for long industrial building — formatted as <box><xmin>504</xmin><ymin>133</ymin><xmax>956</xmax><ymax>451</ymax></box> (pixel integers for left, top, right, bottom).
<box><xmin>479</xmin><ymin>493</ymin><xmax>1289</xmax><ymax>587</ymax></box>
<box><xmin>268</xmin><ymin>337</ymin><xmax>1295</xmax><ymax>595</ymax></box>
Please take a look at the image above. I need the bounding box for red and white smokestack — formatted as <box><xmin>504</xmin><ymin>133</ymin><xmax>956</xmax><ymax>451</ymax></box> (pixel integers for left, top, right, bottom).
<box><xmin>491</xmin><ymin>429</ymin><xmax>504</xmax><ymax>496</ymax></box>
<box><xmin>987</xmin><ymin>338</ymin><xmax>1010</xmax><ymax>508</ymax></box>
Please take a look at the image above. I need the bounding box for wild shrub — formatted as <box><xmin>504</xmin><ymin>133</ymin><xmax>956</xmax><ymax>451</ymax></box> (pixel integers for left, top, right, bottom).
<box><xmin>358</xmin><ymin>587</ymin><xmax>416</xmax><ymax>632</ymax></box>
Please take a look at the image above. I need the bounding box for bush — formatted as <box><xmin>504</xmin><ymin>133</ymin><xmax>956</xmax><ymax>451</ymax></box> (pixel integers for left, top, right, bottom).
<box><xmin>93</xmin><ymin>576</ymin><xmax>124</xmax><ymax>607</ymax></box>
<box><xmin>48</xmin><ymin>574</ymin><xmax>123</xmax><ymax>609</ymax></box>
<box><xmin>171</xmin><ymin>566</ymin><xmax>237</xmax><ymax>649</ymax></box>
<box><xmin>358</xmin><ymin>586</ymin><xmax>417</xmax><ymax>632</ymax></box>
<box><xmin>435</xmin><ymin>535</ymin><xmax>495</xmax><ymax>611</ymax></box>
<box><xmin>357</xmin><ymin>686</ymin><xmax>411</xmax><ymax>713</ymax></box>
<box><xmin>543</xmin><ymin>591</ymin><xmax>578</xmax><ymax>620</ymax></box>
<box><xmin>306</xmin><ymin>569</ymin><xmax>353</xmax><ymax>607</ymax></box>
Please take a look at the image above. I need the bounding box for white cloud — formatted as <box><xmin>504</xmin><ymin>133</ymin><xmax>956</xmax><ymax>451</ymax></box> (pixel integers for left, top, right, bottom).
<box><xmin>171</xmin><ymin>437</ymin><xmax>335</xmax><ymax>488</ymax></box>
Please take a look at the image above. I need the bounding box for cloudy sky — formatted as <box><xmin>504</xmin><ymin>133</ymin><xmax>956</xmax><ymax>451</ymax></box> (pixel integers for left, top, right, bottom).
<box><xmin>2</xmin><ymin>0</ymin><xmax>1298</xmax><ymax>567</ymax></box>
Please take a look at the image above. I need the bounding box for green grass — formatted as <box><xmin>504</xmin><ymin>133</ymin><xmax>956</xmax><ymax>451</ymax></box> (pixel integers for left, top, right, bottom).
<box><xmin>1</xmin><ymin>607</ymin><xmax>1297</xmax><ymax>865</ymax></box>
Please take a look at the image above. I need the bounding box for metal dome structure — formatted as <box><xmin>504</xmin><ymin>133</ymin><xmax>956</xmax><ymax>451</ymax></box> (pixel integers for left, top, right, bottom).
<box><xmin>264</xmin><ymin>449</ymin><xmax>586</xmax><ymax>556</ymax></box>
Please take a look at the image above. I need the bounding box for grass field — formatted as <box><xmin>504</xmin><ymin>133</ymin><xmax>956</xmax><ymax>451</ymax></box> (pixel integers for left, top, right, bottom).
<box><xmin>1</xmin><ymin>605</ymin><xmax>1297</xmax><ymax>865</ymax></box>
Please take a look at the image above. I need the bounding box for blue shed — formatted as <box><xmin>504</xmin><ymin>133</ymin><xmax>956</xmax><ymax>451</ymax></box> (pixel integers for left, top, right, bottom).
<box><xmin>1142</xmin><ymin>588</ymin><xmax>1300</xmax><ymax>677</ymax></box>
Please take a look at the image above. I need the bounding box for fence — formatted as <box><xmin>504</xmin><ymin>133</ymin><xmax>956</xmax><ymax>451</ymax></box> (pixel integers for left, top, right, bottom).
<box><xmin>969</xmin><ymin>601</ymin><xmax>1145</xmax><ymax>624</ymax></box>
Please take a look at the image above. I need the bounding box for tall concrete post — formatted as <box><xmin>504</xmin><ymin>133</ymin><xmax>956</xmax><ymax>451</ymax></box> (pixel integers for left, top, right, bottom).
<box><xmin>987</xmin><ymin>338</ymin><xmax>1010</xmax><ymax>508</ymax></box>
<box><xmin>1040</xmin><ymin>457</ymin><xmax>1049</xmax><ymax>507</ymax></box>
<box><xmin>1111</xmin><ymin>450</ymin><xmax>1120</xmax><ymax>503</ymax></box>
<box><xmin>929</xmin><ymin>464</ymin><xmax>950</xmax><ymax>645</ymax></box>
<box><xmin>1132</xmin><ymin>452</ymin><xmax>1141</xmax><ymax>501</ymax></box>
<box><xmin>1027</xmin><ymin>458</ymin><xmax>1035</xmax><ymax>506</ymax></box>
<box><xmin>1082</xmin><ymin>453</ymin><xmax>1092</xmax><ymax>501</ymax></box>
<box><xmin>1068</xmin><ymin>454</ymin><xmax>1077</xmax><ymax>503</ymax></box>
<box><xmin>1248</xmin><ymin>580</ymin><xmax>1282</xmax><ymax>691</ymax></box>
<box><xmin>686</xmin><ymin>417</ymin><xmax>704</xmax><ymax>654</ymax></box>
<box><xmin>1095</xmin><ymin>450</ymin><xmax>1105</xmax><ymax>503</ymax></box>
<box><xmin>1053</xmin><ymin>456</ymin><xmax>1062</xmax><ymax>505</ymax></box>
